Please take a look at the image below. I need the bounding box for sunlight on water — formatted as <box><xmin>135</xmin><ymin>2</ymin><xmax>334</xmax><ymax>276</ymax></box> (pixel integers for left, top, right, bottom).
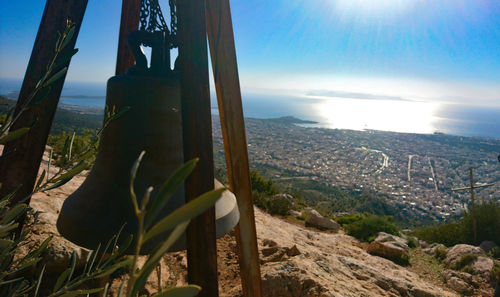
<box><xmin>311</xmin><ymin>97</ymin><xmax>440</xmax><ymax>134</ymax></box>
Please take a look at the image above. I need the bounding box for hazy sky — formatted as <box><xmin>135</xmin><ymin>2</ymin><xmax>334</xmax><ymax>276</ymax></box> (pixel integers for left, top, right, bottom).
<box><xmin>1</xmin><ymin>0</ymin><xmax>500</xmax><ymax>106</ymax></box>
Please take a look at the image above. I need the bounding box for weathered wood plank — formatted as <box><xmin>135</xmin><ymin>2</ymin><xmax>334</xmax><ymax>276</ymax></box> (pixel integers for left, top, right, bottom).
<box><xmin>206</xmin><ymin>1</ymin><xmax>263</xmax><ymax>296</ymax></box>
<box><xmin>0</xmin><ymin>0</ymin><xmax>88</xmax><ymax>206</ymax></box>
<box><xmin>115</xmin><ymin>0</ymin><xmax>141</xmax><ymax>75</ymax></box>
<box><xmin>177</xmin><ymin>0</ymin><xmax>219</xmax><ymax>296</ymax></box>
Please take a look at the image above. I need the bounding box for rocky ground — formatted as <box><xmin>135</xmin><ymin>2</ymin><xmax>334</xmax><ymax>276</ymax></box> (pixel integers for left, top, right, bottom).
<box><xmin>19</xmin><ymin>149</ymin><xmax>496</xmax><ymax>296</ymax></box>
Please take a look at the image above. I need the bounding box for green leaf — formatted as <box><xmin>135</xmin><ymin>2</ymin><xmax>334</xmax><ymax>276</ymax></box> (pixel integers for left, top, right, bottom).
<box><xmin>55</xmin><ymin>31</ymin><xmax>62</xmax><ymax>50</ymax></box>
<box><xmin>55</xmin><ymin>48</ymin><xmax>78</xmax><ymax>68</ymax></box>
<box><xmin>28</xmin><ymin>86</ymin><xmax>51</xmax><ymax>107</ymax></box>
<box><xmin>0</xmin><ymin>276</ymin><xmax>24</xmax><ymax>286</ymax></box>
<box><xmin>35</xmin><ymin>170</ymin><xmax>46</xmax><ymax>191</ymax></box>
<box><xmin>0</xmin><ymin>222</ymin><xmax>19</xmax><ymax>235</ymax></box>
<box><xmin>53</xmin><ymin>268</ymin><xmax>71</xmax><ymax>292</ymax></box>
<box><xmin>27</xmin><ymin>235</ymin><xmax>52</xmax><ymax>259</ymax></box>
<box><xmin>49</xmin><ymin>160</ymin><xmax>89</xmax><ymax>185</ymax></box>
<box><xmin>39</xmin><ymin>177</ymin><xmax>71</xmax><ymax>192</ymax></box>
<box><xmin>1</xmin><ymin>203</ymin><xmax>27</xmax><ymax>224</ymax></box>
<box><xmin>86</xmin><ymin>243</ymin><xmax>100</xmax><ymax>273</ymax></box>
<box><xmin>107</xmin><ymin>106</ymin><xmax>130</xmax><ymax>121</ymax></box>
<box><xmin>151</xmin><ymin>285</ymin><xmax>201</xmax><ymax>297</ymax></box>
<box><xmin>67</xmin><ymin>251</ymin><xmax>76</xmax><ymax>284</ymax></box>
<box><xmin>33</xmin><ymin>265</ymin><xmax>45</xmax><ymax>297</ymax></box>
<box><xmin>42</xmin><ymin>67</ymin><xmax>67</xmax><ymax>88</ymax></box>
<box><xmin>101</xmin><ymin>234</ymin><xmax>133</xmax><ymax>267</ymax></box>
<box><xmin>131</xmin><ymin>221</ymin><xmax>190</xmax><ymax>297</ymax></box>
<box><xmin>0</xmin><ymin>184</ymin><xmax>21</xmax><ymax>203</ymax></box>
<box><xmin>94</xmin><ymin>256</ymin><xmax>133</xmax><ymax>278</ymax></box>
<box><xmin>143</xmin><ymin>188</ymin><xmax>225</xmax><ymax>243</ymax></box>
<box><xmin>130</xmin><ymin>151</ymin><xmax>146</xmax><ymax>213</ymax></box>
<box><xmin>0</xmin><ymin>238</ymin><xmax>13</xmax><ymax>250</ymax></box>
<box><xmin>0</xmin><ymin>127</ymin><xmax>30</xmax><ymax>144</ymax></box>
<box><xmin>145</xmin><ymin>159</ymin><xmax>198</xmax><ymax>229</ymax></box>
<box><xmin>61</xmin><ymin>26</ymin><xmax>76</xmax><ymax>49</ymax></box>
<box><xmin>61</xmin><ymin>134</ymin><xmax>72</xmax><ymax>159</ymax></box>
<box><xmin>60</xmin><ymin>288</ymin><xmax>103</xmax><ymax>297</ymax></box>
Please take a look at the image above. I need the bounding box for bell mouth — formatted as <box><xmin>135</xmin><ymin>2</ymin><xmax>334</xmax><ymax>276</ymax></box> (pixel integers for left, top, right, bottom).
<box><xmin>56</xmin><ymin>179</ymin><xmax>240</xmax><ymax>254</ymax></box>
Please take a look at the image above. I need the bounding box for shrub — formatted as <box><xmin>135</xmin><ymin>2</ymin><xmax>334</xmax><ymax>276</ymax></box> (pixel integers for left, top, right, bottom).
<box><xmin>344</xmin><ymin>215</ymin><xmax>400</xmax><ymax>242</ymax></box>
<box><xmin>407</xmin><ymin>236</ymin><xmax>418</xmax><ymax>248</ymax></box>
<box><xmin>489</xmin><ymin>247</ymin><xmax>500</xmax><ymax>260</ymax></box>
<box><xmin>412</xmin><ymin>222</ymin><xmax>465</xmax><ymax>247</ymax></box>
<box><xmin>252</xmin><ymin>192</ymin><xmax>292</xmax><ymax>216</ymax></box>
<box><xmin>461</xmin><ymin>202</ymin><xmax>500</xmax><ymax>246</ymax></box>
<box><xmin>451</xmin><ymin>254</ymin><xmax>478</xmax><ymax>271</ymax></box>
<box><xmin>250</xmin><ymin>170</ymin><xmax>278</xmax><ymax>195</ymax></box>
<box><xmin>48</xmin><ymin>129</ymin><xmax>96</xmax><ymax>167</ymax></box>
<box><xmin>335</xmin><ymin>213</ymin><xmax>364</xmax><ymax>226</ymax></box>
<box><xmin>412</xmin><ymin>202</ymin><xmax>500</xmax><ymax>247</ymax></box>
<box><xmin>435</xmin><ymin>246</ymin><xmax>448</xmax><ymax>261</ymax></box>
<box><xmin>491</xmin><ymin>263</ymin><xmax>500</xmax><ymax>284</ymax></box>
<box><xmin>267</xmin><ymin>196</ymin><xmax>293</xmax><ymax>216</ymax></box>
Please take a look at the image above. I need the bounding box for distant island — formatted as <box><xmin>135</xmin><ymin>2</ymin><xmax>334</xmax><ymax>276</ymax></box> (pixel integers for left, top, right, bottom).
<box><xmin>261</xmin><ymin>116</ymin><xmax>318</xmax><ymax>125</ymax></box>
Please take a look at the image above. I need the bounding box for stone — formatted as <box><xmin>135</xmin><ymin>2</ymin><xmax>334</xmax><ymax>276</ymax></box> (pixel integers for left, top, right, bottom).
<box><xmin>471</xmin><ymin>256</ymin><xmax>494</xmax><ymax>280</ymax></box>
<box><xmin>419</xmin><ymin>240</ymin><xmax>429</xmax><ymax>249</ymax></box>
<box><xmin>272</xmin><ymin>193</ymin><xmax>295</xmax><ymax>206</ymax></box>
<box><xmin>367</xmin><ymin>232</ymin><xmax>409</xmax><ymax>265</ymax></box>
<box><xmin>262</xmin><ymin>238</ymin><xmax>278</xmax><ymax>247</ymax></box>
<box><xmin>423</xmin><ymin>244</ymin><xmax>447</xmax><ymax>259</ymax></box>
<box><xmin>443</xmin><ymin>269</ymin><xmax>474</xmax><ymax>295</ymax></box>
<box><xmin>286</xmin><ymin>245</ymin><xmax>301</xmax><ymax>257</ymax></box>
<box><xmin>289</xmin><ymin>210</ymin><xmax>302</xmax><ymax>218</ymax></box>
<box><xmin>305</xmin><ymin>210</ymin><xmax>340</xmax><ymax>232</ymax></box>
<box><xmin>480</xmin><ymin>241</ymin><xmax>497</xmax><ymax>253</ymax></box>
<box><xmin>445</xmin><ymin>244</ymin><xmax>484</xmax><ymax>267</ymax></box>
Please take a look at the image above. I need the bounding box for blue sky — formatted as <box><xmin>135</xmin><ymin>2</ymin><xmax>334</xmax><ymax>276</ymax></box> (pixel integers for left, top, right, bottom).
<box><xmin>1</xmin><ymin>0</ymin><xmax>500</xmax><ymax>106</ymax></box>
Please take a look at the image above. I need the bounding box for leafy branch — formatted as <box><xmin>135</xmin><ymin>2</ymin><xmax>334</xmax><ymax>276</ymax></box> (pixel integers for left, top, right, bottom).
<box><xmin>0</xmin><ymin>20</ymin><xmax>79</xmax><ymax>145</ymax></box>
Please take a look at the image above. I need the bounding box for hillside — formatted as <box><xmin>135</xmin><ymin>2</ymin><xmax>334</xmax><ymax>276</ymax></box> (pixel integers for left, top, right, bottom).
<box><xmin>30</xmin><ymin>151</ymin><xmax>460</xmax><ymax>296</ymax></box>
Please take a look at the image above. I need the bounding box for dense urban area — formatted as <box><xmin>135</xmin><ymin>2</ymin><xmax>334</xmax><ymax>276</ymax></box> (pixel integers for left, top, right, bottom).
<box><xmin>213</xmin><ymin>116</ymin><xmax>500</xmax><ymax>223</ymax></box>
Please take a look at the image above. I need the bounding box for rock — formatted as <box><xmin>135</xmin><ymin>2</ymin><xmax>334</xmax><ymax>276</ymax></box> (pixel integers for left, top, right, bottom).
<box><xmin>272</xmin><ymin>193</ymin><xmax>295</xmax><ymax>206</ymax></box>
<box><xmin>289</xmin><ymin>210</ymin><xmax>302</xmax><ymax>218</ymax></box>
<box><xmin>286</xmin><ymin>245</ymin><xmax>301</xmax><ymax>257</ymax></box>
<box><xmin>367</xmin><ymin>232</ymin><xmax>409</xmax><ymax>265</ymax></box>
<box><xmin>445</xmin><ymin>244</ymin><xmax>484</xmax><ymax>267</ymax></box>
<box><xmin>260</xmin><ymin>261</ymin><xmax>328</xmax><ymax>297</ymax></box>
<box><xmin>443</xmin><ymin>269</ymin><xmax>475</xmax><ymax>295</ymax></box>
<box><xmin>471</xmin><ymin>256</ymin><xmax>494</xmax><ymax>280</ymax></box>
<box><xmin>305</xmin><ymin>210</ymin><xmax>340</xmax><ymax>232</ymax></box>
<box><xmin>423</xmin><ymin>244</ymin><xmax>447</xmax><ymax>259</ymax></box>
<box><xmin>262</xmin><ymin>239</ymin><xmax>278</xmax><ymax>247</ymax></box>
<box><xmin>480</xmin><ymin>241</ymin><xmax>497</xmax><ymax>253</ymax></box>
<box><xmin>419</xmin><ymin>240</ymin><xmax>429</xmax><ymax>249</ymax></box>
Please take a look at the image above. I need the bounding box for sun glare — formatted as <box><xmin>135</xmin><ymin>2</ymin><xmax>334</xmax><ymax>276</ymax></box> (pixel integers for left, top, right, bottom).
<box><xmin>312</xmin><ymin>97</ymin><xmax>439</xmax><ymax>134</ymax></box>
<box><xmin>334</xmin><ymin>0</ymin><xmax>414</xmax><ymax>16</ymax></box>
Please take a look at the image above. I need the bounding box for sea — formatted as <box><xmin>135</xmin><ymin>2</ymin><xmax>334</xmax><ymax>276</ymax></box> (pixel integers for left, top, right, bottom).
<box><xmin>1</xmin><ymin>78</ymin><xmax>499</xmax><ymax>139</ymax></box>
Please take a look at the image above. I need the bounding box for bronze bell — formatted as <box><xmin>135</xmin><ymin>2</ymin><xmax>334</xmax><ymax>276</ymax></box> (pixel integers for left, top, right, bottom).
<box><xmin>56</xmin><ymin>30</ymin><xmax>239</xmax><ymax>253</ymax></box>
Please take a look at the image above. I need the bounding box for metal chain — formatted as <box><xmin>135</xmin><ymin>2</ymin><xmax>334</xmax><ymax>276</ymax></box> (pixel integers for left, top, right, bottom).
<box><xmin>169</xmin><ymin>0</ymin><xmax>177</xmax><ymax>48</ymax></box>
<box><xmin>139</xmin><ymin>0</ymin><xmax>177</xmax><ymax>48</ymax></box>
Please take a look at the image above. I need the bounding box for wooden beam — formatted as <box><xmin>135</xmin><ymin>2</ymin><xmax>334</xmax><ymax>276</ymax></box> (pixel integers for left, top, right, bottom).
<box><xmin>206</xmin><ymin>1</ymin><xmax>263</xmax><ymax>296</ymax></box>
<box><xmin>177</xmin><ymin>1</ymin><xmax>219</xmax><ymax>297</ymax></box>
<box><xmin>0</xmin><ymin>0</ymin><xmax>88</xmax><ymax>206</ymax></box>
<box><xmin>115</xmin><ymin>0</ymin><xmax>141</xmax><ymax>75</ymax></box>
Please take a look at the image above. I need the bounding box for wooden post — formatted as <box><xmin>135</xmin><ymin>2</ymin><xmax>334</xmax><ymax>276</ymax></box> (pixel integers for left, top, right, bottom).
<box><xmin>452</xmin><ymin>167</ymin><xmax>494</xmax><ymax>244</ymax></box>
<box><xmin>0</xmin><ymin>0</ymin><xmax>88</xmax><ymax>206</ymax></box>
<box><xmin>116</xmin><ymin>0</ymin><xmax>141</xmax><ymax>75</ymax></box>
<box><xmin>206</xmin><ymin>1</ymin><xmax>263</xmax><ymax>296</ymax></box>
<box><xmin>469</xmin><ymin>168</ymin><xmax>477</xmax><ymax>244</ymax></box>
<box><xmin>177</xmin><ymin>1</ymin><xmax>219</xmax><ymax>297</ymax></box>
